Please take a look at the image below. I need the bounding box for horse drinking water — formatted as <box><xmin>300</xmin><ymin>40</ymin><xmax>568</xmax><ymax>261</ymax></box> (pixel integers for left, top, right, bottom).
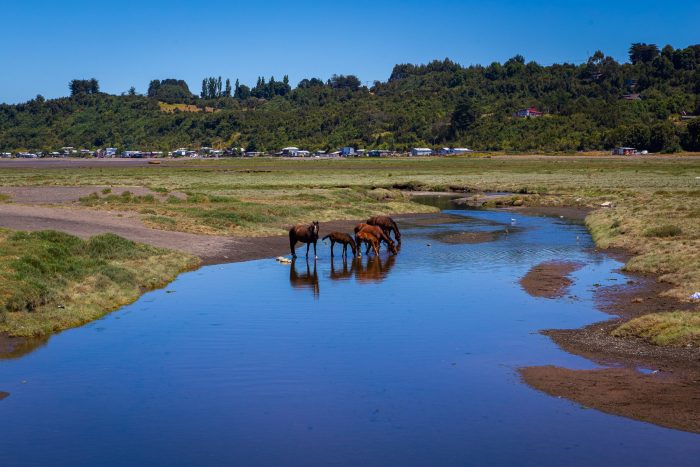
<box><xmin>367</xmin><ymin>215</ymin><xmax>401</xmax><ymax>244</ymax></box>
<box><xmin>289</xmin><ymin>221</ymin><xmax>320</xmax><ymax>258</ymax></box>
<box><xmin>354</xmin><ymin>223</ymin><xmax>398</xmax><ymax>256</ymax></box>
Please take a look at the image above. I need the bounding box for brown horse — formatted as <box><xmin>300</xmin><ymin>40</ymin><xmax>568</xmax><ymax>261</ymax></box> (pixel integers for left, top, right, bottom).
<box><xmin>354</xmin><ymin>223</ymin><xmax>398</xmax><ymax>256</ymax></box>
<box><xmin>322</xmin><ymin>231</ymin><xmax>357</xmax><ymax>257</ymax></box>
<box><xmin>289</xmin><ymin>221</ymin><xmax>320</xmax><ymax>258</ymax></box>
<box><xmin>355</xmin><ymin>230</ymin><xmax>380</xmax><ymax>256</ymax></box>
<box><xmin>367</xmin><ymin>215</ymin><xmax>401</xmax><ymax>244</ymax></box>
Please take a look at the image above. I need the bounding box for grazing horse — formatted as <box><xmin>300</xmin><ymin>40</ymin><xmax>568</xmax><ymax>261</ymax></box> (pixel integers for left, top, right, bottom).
<box><xmin>354</xmin><ymin>223</ymin><xmax>398</xmax><ymax>255</ymax></box>
<box><xmin>367</xmin><ymin>215</ymin><xmax>401</xmax><ymax>244</ymax></box>
<box><xmin>289</xmin><ymin>221</ymin><xmax>320</xmax><ymax>258</ymax></box>
<box><xmin>322</xmin><ymin>231</ymin><xmax>357</xmax><ymax>257</ymax></box>
<box><xmin>356</xmin><ymin>230</ymin><xmax>381</xmax><ymax>256</ymax></box>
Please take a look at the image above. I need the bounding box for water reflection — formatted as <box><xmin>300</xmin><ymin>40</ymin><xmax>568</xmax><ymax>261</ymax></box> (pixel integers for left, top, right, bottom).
<box><xmin>289</xmin><ymin>258</ymin><xmax>319</xmax><ymax>297</ymax></box>
<box><xmin>329</xmin><ymin>256</ymin><xmax>355</xmax><ymax>281</ymax></box>
<box><xmin>355</xmin><ymin>254</ymin><xmax>396</xmax><ymax>283</ymax></box>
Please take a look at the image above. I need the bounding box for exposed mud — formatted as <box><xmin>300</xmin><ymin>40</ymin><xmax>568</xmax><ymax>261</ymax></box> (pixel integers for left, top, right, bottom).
<box><xmin>430</xmin><ymin>229</ymin><xmax>510</xmax><ymax>244</ymax></box>
<box><xmin>523</xmin><ymin>252</ymin><xmax>700</xmax><ymax>434</ymax></box>
<box><xmin>519</xmin><ymin>261</ymin><xmax>584</xmax><ymax>299</ymax></box>
<box><xmin>520</xmin><ymin>366</ymin><xmax>700</xmax><ymax>434</ymax></box>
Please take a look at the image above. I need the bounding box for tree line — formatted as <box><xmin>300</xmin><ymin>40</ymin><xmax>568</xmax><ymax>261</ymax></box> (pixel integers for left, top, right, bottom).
<box><xmin>1</xmin><ymin>43</ymin><xmax>699</xmax><ymax>153</ymax></box>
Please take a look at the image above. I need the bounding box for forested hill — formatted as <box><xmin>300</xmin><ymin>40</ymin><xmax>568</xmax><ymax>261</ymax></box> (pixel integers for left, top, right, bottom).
<box><xmin>2</xmin><ymin>43</ymin><xmax>699</xmax><ymax>153</ymax></box>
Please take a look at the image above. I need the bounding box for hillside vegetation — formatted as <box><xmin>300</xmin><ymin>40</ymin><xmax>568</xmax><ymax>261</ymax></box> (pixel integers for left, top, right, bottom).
<box><xmin>1</xmin><ymin>43</ymin><xmax>699</xmax><ymax>153</ymax></box>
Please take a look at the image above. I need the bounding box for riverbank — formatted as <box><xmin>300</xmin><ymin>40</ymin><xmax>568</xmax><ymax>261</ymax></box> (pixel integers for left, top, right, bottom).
<box><xmin>519</xmin><ymin>242</ymin><xmax>700</xmax><ymax>434</ymax></box>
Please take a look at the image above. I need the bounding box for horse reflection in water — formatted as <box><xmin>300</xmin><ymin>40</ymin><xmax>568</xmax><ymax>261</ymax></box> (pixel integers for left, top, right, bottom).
<box><xmin>354</xmin><ymin>254</ymin><xmax>396</xmax><ymax>283</ymax></box>
<box><xmin>329</xmin><ymin>256</ymin><xmax>356</xmax><ymax>281</ymax></box>
<box><xmin>289</xmin><ymin>258</ymin><xmax>320</xmax><ymax>298</ymax></box>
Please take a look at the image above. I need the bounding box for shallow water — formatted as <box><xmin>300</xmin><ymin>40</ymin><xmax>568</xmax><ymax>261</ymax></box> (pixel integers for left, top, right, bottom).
<box><xmin>1</xmin><ymin>205</ymin><xmax>699</xmax><ymax>466</ymax></box>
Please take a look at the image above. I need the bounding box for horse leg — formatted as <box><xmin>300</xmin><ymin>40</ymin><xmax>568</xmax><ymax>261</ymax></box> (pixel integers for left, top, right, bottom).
<box><xmin>306</xmin><ymin>242</ymin><xmax>310</xmax><ymax>257</ymax></box>
<box><xmin>290</xmin><ymin>235</ymin><xmax>297</xmax><ymax>258</ymax></box>
<box><xmin>372</xmin><ymin>241</ymin><xmax>380</xmax><ymax>256</ymax></box>
<box><xmin>313</xmin><ymin>240</ymin><xmax>317</xmax><ymax>257</ymax></box>
<box><xmin>330</xmin><ymin>240</ymin><xmax>335</xmax><ymax>256</ymax></box>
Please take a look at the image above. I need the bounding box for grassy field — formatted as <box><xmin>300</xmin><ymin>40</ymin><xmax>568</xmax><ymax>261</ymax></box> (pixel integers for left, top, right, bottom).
<box><xmin>0</xmin><ymin>229</ymin><xmax>197</xmax><ymax>337</ymax></box>
<box><xmin>0</xmin><ymin>155</ymin><xmax>698</xmax><ymax>343</ymax></box>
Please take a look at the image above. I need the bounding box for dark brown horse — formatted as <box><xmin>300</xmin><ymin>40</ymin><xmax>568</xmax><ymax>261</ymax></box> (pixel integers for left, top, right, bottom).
<box><xmin>289</xmin><ymin>221</ymin><xmax>319</xmax><ymax>258</ymax></box>
<box><xmin>367</xmin><ymin>215</ymin><xmax>401</xmax><ymax>244</ymax></box>
<box><xmin>354</xmin><ymin>223</ymin><xmax>398</xmax><ymax>255</ymax></box>
<box><xmin>322</xmin><ymin>231</ymin><xmax>357</xmax><ymax>257</ymax></box>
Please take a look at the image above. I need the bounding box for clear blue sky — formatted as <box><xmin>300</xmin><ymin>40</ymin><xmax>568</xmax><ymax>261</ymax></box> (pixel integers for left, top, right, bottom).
<box><xmin>2</xmin><ymin>0</ymin><xmax>698</xmax><ymax>103</ymax></box>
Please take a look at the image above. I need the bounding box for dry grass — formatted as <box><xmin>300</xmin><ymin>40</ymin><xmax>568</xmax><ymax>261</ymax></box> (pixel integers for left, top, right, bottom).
<box><xmin>158</xmin><ymin>102</ymin><xmax>217</xmax><ymax>113</ymax></box>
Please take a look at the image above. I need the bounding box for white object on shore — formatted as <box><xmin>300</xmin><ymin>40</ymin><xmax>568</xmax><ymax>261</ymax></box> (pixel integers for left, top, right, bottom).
<box><xmin>600</xmin><ymin>201</ymin><xmax>613</xmax><ymax>208</ymax></box>
<box><xmin>276</xmin><ymin>256</ymin><xmax>292</xmax><ymax>264</ymax></box>
<box><xmin>690</xmin><ymin>292</ymin><xmax>700</xmax><ymax>300</ymax></box>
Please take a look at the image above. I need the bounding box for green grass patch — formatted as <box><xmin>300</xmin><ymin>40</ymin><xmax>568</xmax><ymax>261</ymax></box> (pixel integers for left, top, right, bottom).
<box><xmin>643</xmin><ymin>225</ymin><xmax>683</xmax><ymax>238</ymax></box>
<box><xmin>0</xmin><ymin>229</ymin><xmax>197</xmax><ymax>337</ymax></box>
<box><xmin>612</xmin><ymin>311</ymin><xmax>700</xmax><ymax>347</ymax></box>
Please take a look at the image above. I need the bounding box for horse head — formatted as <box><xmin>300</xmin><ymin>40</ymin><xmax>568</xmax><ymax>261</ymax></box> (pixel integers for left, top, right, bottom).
<box><xmin>311</xmin><ymin>221</ymin><xmax>320</xmax><ymax>238</ymax></box>
<box><xmin>388</xmin><ymin>239</ymin><xmax>398</xmax><ymax>255</ymax></box>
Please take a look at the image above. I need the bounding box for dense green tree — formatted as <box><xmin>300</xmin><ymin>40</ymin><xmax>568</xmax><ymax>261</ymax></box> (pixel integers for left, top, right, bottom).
<box><xmin>69</xmin><ymin>78</ymin><xmax>99</xmax><ymax>96</ymax></box>
<box><xmin>2</xmin><ymin>43</ymin><xmax>698</xmax><ymax>153</ymax></box>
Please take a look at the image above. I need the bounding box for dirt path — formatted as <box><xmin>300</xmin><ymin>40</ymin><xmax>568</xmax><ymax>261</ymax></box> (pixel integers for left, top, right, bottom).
<box><xmin>0</xmin><ymin>203</ymin><xmax>412</xmax><ymax>264</ymax></box>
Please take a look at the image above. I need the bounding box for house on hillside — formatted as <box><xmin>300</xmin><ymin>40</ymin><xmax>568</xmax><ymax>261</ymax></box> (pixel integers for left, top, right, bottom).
<box><xmin>410</xmin><ymin>148</ymin><xmax>433</xmax><ymax>156</ymax></box>
<box><xmin>515</xmin><ymin>107</ymin><xmax>543</xmax><ymax>118</ymax></box>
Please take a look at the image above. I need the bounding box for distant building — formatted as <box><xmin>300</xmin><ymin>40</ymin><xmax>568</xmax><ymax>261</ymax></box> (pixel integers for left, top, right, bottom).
<box><xmin>280</xmin><ymin>147</ymin><xmax>300</xmax><ymax>156</ymax></box>
<box><xmin>438</xmin><ymin>147</ymin><xmax>472</xmax><ymax>155</ymax></box>
<box><xmin>0</xmin><ymin>152</ymin><xmax>12</xmax><ymax>158</ymax></box>
<box><xmin>515</xmin><ymin>107</ymin><xmax>543</xmax><ymax>118</ymax></box>
<box><xmin>122</xmin><ymin>151</ymin><xmax>144</xmax><ymax>158</ymax></box>
<box><xmin>340</xmin><ymin>147</ymin><xmax>355</xmax><ymax>156</ymax></box>
<box><xmin>612</xmin><ymin>147</ymin><xmax>638</xmax><ymax>156</ymax></box>
<box><xmin>410</xmin><ymin>148</ymin><xmax>433</xmax><ymax>156</ymax></box>
<box><xmin>244</xmin><ymin>151</ymin><xmax>263</xmax><ymax>157</ymax></box>
<box><xmin>105</xmin><ymin>147</ymin><xmax>118</xmax><ymax>157</ymax></box>
<box><xmin>367</xmin><ymin>150</ymin><xmax>390</xmax><ymax>158</ymax></box>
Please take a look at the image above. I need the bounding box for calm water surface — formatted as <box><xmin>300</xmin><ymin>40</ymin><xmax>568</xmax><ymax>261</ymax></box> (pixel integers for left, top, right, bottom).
<box><xmin>1</xmin><ymin>204</ymin><xmax>699</xmax><ymax>466</ymax></box>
